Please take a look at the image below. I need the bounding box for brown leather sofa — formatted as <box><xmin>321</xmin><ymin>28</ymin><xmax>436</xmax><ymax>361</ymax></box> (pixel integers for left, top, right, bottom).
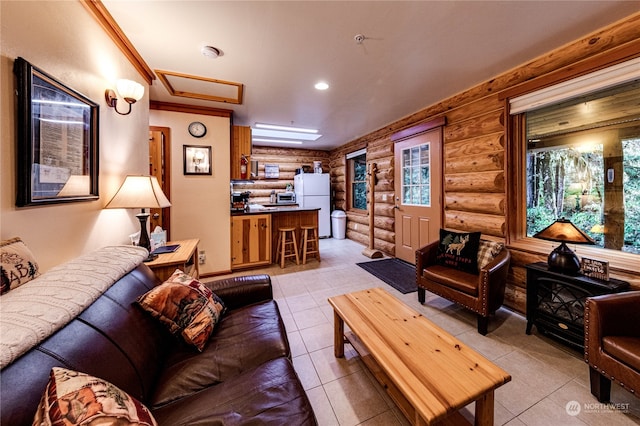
<box><xmin>0</xmin><ymin>264</ymin><xmax>316</xmax><ymax>425</ymax></box>
<box><xmin>584</xmin><ymin>291</ymin><xmax>640</xmax><ymax>402</ymax></box>
<box><xmin>416</xmin><ymin>240</ymin><xmax>510</xmax><ymax>335</ymax></box>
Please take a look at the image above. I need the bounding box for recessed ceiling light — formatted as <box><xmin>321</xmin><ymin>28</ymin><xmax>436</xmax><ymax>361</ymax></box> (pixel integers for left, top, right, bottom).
<box><xmin>252</xmin><ymin>128</ymin><xmax>321</xmax><ymax>141</ymax></box>
<box><xmin>315</xmin><ymin>82</ymin><xmax>329</xmax><ymax>90</ymax></box>
<box><xmin>254</xmin><ymin>123</ymin><xmax>318</xmax><ymax>133</ymax></box>
<box><xmin>252</xmin><ymin>138</ymin><xmax>303</xmax><ymax>145</ymax></box>
<box><xmin>201</xmin><ymin>45</ymin><xmax>221</xmax><ymax>58</ymax></box>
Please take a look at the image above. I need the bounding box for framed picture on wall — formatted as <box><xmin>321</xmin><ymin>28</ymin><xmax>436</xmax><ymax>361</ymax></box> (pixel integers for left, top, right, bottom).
<box><xmin>183</xmin><ymin>145</ymin><xmax>212</xmax><ymax>175</ymax></box>
<box><xmin>14</xmin><ymin>57</ymin><xmax>99</xmax><ymax>206</ymax></box>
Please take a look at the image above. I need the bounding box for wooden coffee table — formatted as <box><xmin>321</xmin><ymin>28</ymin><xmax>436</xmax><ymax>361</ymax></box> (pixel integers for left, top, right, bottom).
<box><xmin>328</xmin><ymin>288</ymin><xmax>511</xmax><ymax>426</ymax></box>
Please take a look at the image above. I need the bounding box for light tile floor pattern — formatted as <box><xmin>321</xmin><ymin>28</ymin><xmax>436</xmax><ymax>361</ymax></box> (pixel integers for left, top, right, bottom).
<box><xmin>216</xmin><ymin>238</ymin><xmax>640</xmax><ymax>425</ymax></box>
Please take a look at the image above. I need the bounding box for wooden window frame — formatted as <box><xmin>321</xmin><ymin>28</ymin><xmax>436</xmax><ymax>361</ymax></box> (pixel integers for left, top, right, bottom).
<box><xmin>507</xmin><ymin>111</ymin><xmax>639</xmax><ymax>275</ymax></box>
<box><xmin>346</xmin><ymin>150</ymin><xmax>367</xmax><ymax>213</ymax></box>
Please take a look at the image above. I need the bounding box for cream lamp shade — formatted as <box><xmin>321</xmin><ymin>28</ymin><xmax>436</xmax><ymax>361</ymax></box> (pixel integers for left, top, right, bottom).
<box><xmin>105</xmin><ymin>175</ymin><xmax>171</xmax><ymax>210</ymax></box>
<box><xmin>105</xmin><ymin>176</ymin><xmax>170</xmax><ymax>261</ymax></box>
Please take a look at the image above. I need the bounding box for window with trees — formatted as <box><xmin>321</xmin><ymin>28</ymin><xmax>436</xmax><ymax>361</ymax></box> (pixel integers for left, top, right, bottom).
<box><xmin>525</xmin><ymin>79</ymin><xmax>640</xmax><ymax>255</ymax></box>
<box><xmin>401</xmin><ymin>143</ymin><xmax>431</xmax><ymax>206</ymax></box>
<box><xmin>347</xmin><ymin>150</ymin><xmax>367</xmax><ymax>211</ymax></box>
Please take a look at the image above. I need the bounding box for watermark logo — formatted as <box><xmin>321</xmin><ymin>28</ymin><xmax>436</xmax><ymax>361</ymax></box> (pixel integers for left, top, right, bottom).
<box><xmin>565</xmin><ymin>399</ymin><xmax>631</xmax><ymax>416</ymax></box>
<box><xmin>566</xmin><ymin>400</ymin><xmax>581</xmax><ymax>416</ymax></box>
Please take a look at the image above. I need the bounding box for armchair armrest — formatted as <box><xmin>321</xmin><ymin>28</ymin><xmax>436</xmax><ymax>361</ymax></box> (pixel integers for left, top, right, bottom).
<box><xmin>415</xmin><ymin>240</ymin><xmax>439</xmax><ymax>275</ymax></box>
<box><xmin>478</xmin><ymin>248</ymin><xmax>511</xmax><ymax>314</ymax></box>
<box><xmin>586</xmin><ymin>291</ymin><xmax>640</xmax><ymax>341</ymax></box>
<box><xmin>480</xmin><ymin>248</ymin><xmax>511</xmax><ymax>283</ymax></box>
<box><xmin>205</xmin><ymin>274</ymin><xmax>273</xmax><ymax>311</ymax></box>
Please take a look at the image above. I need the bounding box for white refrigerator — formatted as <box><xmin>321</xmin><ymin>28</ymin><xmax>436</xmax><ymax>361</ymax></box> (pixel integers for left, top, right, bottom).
<box><xmin>294</xmin><ymin>173</ymin><xmax>331</xmax><ymax>238</ymax></box>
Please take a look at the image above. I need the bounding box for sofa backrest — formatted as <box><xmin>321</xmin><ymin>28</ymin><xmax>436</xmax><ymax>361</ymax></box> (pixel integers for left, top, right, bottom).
<box><xmin>0</xmin><ymin>264</ymin><xmax>171</xmax><ymax>426</ymax></box>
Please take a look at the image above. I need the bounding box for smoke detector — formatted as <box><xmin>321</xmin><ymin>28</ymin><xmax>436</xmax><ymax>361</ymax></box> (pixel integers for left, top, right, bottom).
<box><xmin>201</xmin><ymin>45</ymin><xmax>221</xmax><ymax>59</ymax></box>
<box><xmin>354</xmin><ymin>34</ymin><xmax>365</xmax><ymax>44</ymax></box>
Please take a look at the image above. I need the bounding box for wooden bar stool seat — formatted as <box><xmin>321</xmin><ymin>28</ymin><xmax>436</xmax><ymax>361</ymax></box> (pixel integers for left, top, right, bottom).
<box><xmin>275</xmin><ymin>227</ymin><xmax>299</xmax><ymax>268</ymax></box>
<box><xmin>300</xmin><ymin>225</ymin><xmax>320</xmax><ymax>264</ymax></box>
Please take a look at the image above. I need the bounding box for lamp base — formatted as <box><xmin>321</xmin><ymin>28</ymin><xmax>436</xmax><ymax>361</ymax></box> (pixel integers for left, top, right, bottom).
<box><xmin>547</xmin><ymin>242</ymin><xmax>581</xmax><ymax>275</ymax></box>
<box><xmin>136</xmin><ymin>211</ymin><xmax>158</xmax><ymax>263</ymax></box>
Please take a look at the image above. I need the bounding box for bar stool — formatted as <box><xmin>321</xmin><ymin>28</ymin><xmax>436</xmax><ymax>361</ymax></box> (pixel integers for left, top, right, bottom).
<box><xmin>299</xmin><ymin>225</ymin><xmax>320</xmax><ymax>264</ymax></box>
<box><xmin>275</xmin><ymin>227</ymin><xmax>299</xmax><ymax>268</ymax></box>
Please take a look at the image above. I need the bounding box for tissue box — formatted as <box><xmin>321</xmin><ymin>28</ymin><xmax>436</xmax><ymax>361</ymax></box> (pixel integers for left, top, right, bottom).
<box><xmin>150</xmin><ymin>227</ymin><xmax>167</xmax><ymax>251</ymax></box>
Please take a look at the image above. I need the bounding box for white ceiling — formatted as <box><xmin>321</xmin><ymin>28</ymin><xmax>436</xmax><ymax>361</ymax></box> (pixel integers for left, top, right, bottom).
<box><xmin>102</xmin><ymin>1</ymin><xmax>640</xmax><ymax>151</ymax></box>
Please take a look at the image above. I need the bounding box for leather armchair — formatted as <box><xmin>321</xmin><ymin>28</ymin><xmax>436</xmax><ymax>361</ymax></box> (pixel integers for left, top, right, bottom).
<box><xmin>584</xmin><ymin>291</ymin><xmax>640</xmax><ymax>402</ymax></box>
<box><xmin>416</xmin><ymin>240</ymin><xmax>510</xmax><ymax>335</ymax></box>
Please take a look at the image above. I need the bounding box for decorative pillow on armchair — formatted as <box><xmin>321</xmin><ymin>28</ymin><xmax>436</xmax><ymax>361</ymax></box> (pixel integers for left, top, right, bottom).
<box><xmin>477</xmin><ymin>240</ymin><xmax>504</xmax><ymax>270</ymax></box>
<box><xmin>33</xmin><ymin>367</ymin><xmax>157</xmax><ymax>426</ymax></box>
<box><xmin>436</xmin><ymin>229</ymin><xmax>481</xmax><ymax>274</ymax></box>
<box><xmin>137</xmin><ymin>269</ymin><xmax>226</xmax><ymax>351</ymax></box>
<box><xmin>1</xmin><ymin>237</ymin><xmax>40</xmax><ymax>295</ymax></box>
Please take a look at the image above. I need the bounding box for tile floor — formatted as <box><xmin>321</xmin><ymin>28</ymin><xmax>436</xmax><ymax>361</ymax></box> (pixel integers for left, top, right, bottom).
<box><xmin>216</xmin><ymin>238</ymin><xmax>640</xmax><ymax>425</ymax></box>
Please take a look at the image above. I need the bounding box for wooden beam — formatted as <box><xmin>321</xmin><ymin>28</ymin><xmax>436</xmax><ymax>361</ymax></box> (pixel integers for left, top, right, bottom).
<box><xmin>80</xmin><ymin>0</ymin><xmax>155</xmax><ymax>85</ymax></box>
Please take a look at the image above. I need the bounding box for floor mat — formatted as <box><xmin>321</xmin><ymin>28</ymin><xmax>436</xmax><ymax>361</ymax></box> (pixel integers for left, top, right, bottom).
<box><xmin>356</xmin><ymin>258</ymin><xmax>417</xmax><ymax>294</ymax></box>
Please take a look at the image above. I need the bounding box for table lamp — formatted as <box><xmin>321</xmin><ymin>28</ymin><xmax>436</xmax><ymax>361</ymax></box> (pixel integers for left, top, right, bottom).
<box><xmin>105</xmin><ymin>175</ymin><xmax>171</xmax><ymax>261</ymax></box>
<box><xmin>533</xmin><ymin>218</ymin><xmax>595</xmax><ymax>275</ymax></box>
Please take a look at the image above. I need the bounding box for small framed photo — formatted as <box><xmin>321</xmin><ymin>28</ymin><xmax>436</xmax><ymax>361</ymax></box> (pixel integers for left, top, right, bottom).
<box><xmin>183</xmin><ymin>145</ymin><xmax>212</xmax><ymax>175</ymax></box>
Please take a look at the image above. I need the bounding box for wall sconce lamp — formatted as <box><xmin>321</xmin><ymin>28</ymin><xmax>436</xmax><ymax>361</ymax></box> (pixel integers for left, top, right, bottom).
<box><xmin>105</xmin><ymin>175</ymin><xmax>171</xmax><ymax>261</ymax></box>
<box><xmin>105</xmin><ymin>79</ymin><xmax>144</xmax><ymax>115</ymax></box>
<box><xmin>533</xmin><ymin>217</ymin><xmax>595</xmax><ymax>275</ymax></box>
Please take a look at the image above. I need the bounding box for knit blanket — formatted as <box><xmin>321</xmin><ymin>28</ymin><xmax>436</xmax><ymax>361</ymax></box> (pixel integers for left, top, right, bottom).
<box><xmin>0</xmin><ymin>245</ymin><xmax>148</xmax><ymax>369</ymax></box>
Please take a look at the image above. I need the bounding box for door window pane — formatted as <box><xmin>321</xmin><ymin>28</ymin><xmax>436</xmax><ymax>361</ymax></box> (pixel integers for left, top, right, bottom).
<box><xmin>401</xmin><ymin>143</ymin><xmax>430</xmax><ymax>206</ymax></box>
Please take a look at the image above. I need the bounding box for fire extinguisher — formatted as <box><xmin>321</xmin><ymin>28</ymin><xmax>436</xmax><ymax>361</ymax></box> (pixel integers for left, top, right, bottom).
<box><xmin>240</xmin><ymin>154</ymin><xmax>248</xmax><ymax>179</ymax></box>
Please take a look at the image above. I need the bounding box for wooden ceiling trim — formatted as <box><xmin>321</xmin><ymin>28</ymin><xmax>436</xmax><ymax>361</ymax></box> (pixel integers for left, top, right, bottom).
<box><xmin>500</xmin><ymin>37</ymin><xmax>640</xmax><ymax>101</ymax></box>
<box><xmin>80</xmin><ymin>0</ymin><xmax>155</xmax><ymax>85</ymax></box>
<box><xmin>155</xmin><ymin>70</ymin><xmax>244</xmax><ymax>105</ymax></box>
<box><xmin>150</xmin><ymin>101</ymin><xmax>233</xmax><ymax>118</ymax></box>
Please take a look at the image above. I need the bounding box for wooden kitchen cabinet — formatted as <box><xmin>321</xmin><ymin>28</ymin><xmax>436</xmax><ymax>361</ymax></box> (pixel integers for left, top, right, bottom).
<box><xmin>231</xmin><ymin>214</ymin><xmax>271</xmax><ymax>268</ymax></box>
<box><xmin>231</xmin><ymin>125</ymin><xmax>252</xmax><ymax>180</ymax></box>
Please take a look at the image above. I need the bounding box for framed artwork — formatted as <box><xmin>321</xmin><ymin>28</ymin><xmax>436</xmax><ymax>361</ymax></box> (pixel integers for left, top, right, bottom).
<box><xmin>14</xmin><ymin>57</ymin><xmax>99</xmax><ymax>206</ymax></box>
<box><xmin>183</xmin><ymin>145</ymin><xmax>212</xmax><ymax>175</ymax></box>
<box><xmin>264</xmin><ymin>164</ymin><xmax>280</xmax><ymax>179</ymax></box>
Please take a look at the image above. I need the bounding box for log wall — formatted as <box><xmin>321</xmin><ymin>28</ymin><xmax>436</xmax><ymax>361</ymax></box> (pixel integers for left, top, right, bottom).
<box><xmin>232</xmin><ymin>146</ymin><xmax>330</xmax><ymax>205</ymax></box>
<box><xmin>327</xmin><ymin>13</ymin><xmax>640</xmax><ymax>313</ymax></box>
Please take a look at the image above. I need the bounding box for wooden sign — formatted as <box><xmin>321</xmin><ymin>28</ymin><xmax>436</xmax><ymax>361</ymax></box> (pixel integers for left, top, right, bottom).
<box><xmin>581</xmin><ymin>257</ymin><xmax>609</xmax><ymax>281</ymax></box>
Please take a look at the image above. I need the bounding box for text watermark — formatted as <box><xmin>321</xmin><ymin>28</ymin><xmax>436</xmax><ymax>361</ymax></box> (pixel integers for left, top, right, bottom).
<box><xmin>566</xmin><ymin>400</ymin><xmax>631</xmax><ymax>416</ymax></box>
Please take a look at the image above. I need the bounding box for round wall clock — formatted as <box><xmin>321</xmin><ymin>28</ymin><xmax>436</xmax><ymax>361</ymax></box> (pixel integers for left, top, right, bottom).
<box><xmin>188</xmin><ymin>121</ymin><xmax>207</xmax><ymax>138</ymax></box>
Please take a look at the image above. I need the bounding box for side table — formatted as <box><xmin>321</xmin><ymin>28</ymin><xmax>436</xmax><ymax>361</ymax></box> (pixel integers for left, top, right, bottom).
<box><xmin>525</xmin><ymin>262</ymin><xmax>629</xmax><ymax>350</ymax></box>
<box><xmin>144</xmin><ymin>239</ymin><xmax>200</xmax><ymax>282</ymax></box>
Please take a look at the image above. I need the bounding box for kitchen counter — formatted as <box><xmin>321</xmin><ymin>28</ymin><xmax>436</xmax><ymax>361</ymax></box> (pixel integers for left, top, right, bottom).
<box><xmin>231</xmin><ymin>205</ymin><xmax>319</xmax><ymax>216</ymax></box>
<box><xmin>230</xmin><ymin>206</ymin><xmax>320</xmax><ymax>269</ymax></box>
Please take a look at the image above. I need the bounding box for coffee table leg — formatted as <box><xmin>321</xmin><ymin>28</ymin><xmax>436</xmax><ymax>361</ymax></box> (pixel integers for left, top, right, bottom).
<box><xmin>474</xmin><ymin>390</ymin><xmax>494</xmax><ymax>426</ymax></box>
<box><xmin>334</xmin><ymin>310</ymin><xmax>344</xmax><ymax>358</ymax></box>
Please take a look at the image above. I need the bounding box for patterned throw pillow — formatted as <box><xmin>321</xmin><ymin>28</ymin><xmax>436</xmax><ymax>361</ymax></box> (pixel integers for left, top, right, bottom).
<box><xmin>33</xmin><ymin>367</ymin><xmax>157</xmax><ymax>426</ymax></box>
<box><xmin>435</xmin><ymin>229</ymin><xmax>481</xmax><ymax>274</ymax></box>
<box><xmin>137</xmin><ymin>269</ymin><xmax>226</xmax><ymax>351</ymax></box>
<box><xmin>1</xmin><ymin>237</ymin><xmax>40</xmax><ymax>295</ymax></box>
<box><xmin>477</xmin><ymin>240</ymin><xmax>504</xmax><ymax>270</ymax></box>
